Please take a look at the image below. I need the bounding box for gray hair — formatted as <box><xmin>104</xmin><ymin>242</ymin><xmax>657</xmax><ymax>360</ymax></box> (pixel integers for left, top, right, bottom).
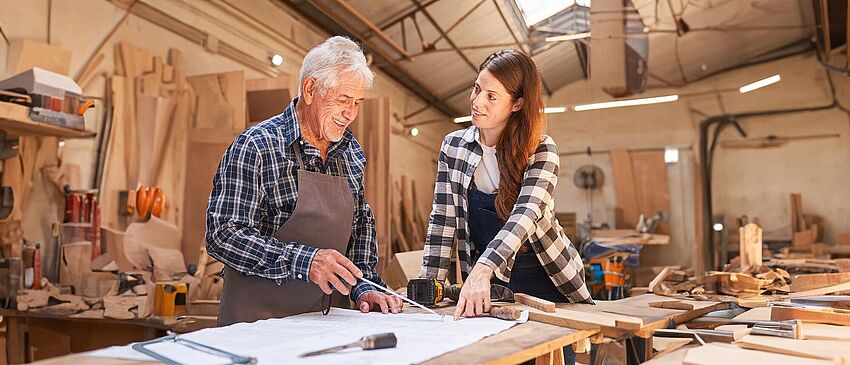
<box><xmin>298</xmin><ymin>36</ymin><xmax>374</xmax><ymax>98</ymax></box>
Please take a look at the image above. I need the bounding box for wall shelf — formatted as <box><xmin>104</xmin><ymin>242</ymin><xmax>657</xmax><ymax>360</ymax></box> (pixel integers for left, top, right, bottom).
<box><xmin>0</xmin><ymin>101</ymin><xmax>95</xmax><ymax>139</ymax></box>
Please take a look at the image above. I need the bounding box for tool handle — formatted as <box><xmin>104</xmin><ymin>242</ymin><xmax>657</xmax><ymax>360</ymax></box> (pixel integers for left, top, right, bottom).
<box><xmin>362</xmin><ymin>333</ymin><xmax>398</xmax><ymax>350</ymax></box>
<box><xmin>489</xmin><ymin>307</ymin><xmax>522</xmax><ymax>321</ymax></box>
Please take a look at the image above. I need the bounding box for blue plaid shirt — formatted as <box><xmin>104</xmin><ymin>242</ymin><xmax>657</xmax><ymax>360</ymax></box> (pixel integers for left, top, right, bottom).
<box><xmin>205</xmin><ymin>97</ymin><xmax>381</xmax><ymax>301</ymax></box>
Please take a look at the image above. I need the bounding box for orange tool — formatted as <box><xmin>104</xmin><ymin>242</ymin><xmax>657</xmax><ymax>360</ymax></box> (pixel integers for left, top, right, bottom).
<box><xmin>135</xmin><ymin>184</ymin><xmax>166</xmax><ymax>219</ymax></box>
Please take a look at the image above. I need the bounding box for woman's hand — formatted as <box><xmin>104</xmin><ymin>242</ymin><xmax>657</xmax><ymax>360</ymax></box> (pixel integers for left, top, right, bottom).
<box><xmin>453</xmin><ymin>263</ymin><xmax>495</xmax><ymax>320</ymax></box>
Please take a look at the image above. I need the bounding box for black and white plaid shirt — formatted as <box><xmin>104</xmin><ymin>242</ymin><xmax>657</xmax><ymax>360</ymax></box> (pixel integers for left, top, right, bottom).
<box><xmin>205</xmin><ymin>97</ymin><xmax>380</xmax><ymax>301</ymax></box>
<box><xmin>420</xmin><ymin>126</ymin><xmax>593</xmax><ymax>303</ymax></box>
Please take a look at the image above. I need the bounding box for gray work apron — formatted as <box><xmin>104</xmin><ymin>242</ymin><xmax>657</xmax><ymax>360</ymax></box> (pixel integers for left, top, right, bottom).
<box><xmin>218</xmin><ymin>145</ymin><xmax>355</xmax><ymax>326</ymax></box>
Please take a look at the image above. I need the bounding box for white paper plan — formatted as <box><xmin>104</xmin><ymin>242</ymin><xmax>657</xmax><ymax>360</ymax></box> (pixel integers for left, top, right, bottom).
<box><xmin>89</xmin><ymin>308</ymin><xmax>517</xmax><ymax>364</ymax></box>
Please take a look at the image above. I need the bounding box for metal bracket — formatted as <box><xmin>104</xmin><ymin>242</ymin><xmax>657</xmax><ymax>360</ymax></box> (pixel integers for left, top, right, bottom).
<box><xmin>132</xmin><ymin>331</ymin><xmax>256</xmax><ymax>365</ymax></box>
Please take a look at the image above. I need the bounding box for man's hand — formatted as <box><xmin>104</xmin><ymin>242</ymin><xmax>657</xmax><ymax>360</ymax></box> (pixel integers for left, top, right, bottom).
<box><xmin>453</xmin><ymin>263</ymin><xmax>494</xmax><ymax>320</ymax></box>
<box><xmin>308</xmin><ymin>249</ymin><xmax>363</xmax><ymax>295</ymax></box>
<box><xmin>357</xmin><ymin>291</ymin><xmax>404</xmax><ymax>314</ymax></box>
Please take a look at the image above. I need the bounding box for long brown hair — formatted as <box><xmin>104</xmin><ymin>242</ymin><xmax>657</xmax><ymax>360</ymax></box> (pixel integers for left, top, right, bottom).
<box><xmin>478</xmin><ymin>49</ymin><xmax>545</xmax><ymax>222</ymax></box>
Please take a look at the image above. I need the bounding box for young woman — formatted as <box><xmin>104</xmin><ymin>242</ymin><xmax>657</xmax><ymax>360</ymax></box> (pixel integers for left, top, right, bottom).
<box><xmin>419</xmin><ymin>49</ymin><xmax>593</xmax><ymax>318</ymax></box>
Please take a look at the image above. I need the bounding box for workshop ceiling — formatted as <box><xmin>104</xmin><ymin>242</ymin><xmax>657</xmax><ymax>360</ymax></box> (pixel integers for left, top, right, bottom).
<box><xmin>283</xmin><ymin>0</ymin><xmax>815</xmax><ymax>121</ymax></box>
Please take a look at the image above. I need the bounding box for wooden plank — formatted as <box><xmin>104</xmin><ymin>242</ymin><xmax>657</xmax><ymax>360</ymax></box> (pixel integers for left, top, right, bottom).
<box><xmin>683</xmin><ymin>343</ymin><xmax>833</xmax><ymax>365</ymax></box>
<box><xmin>180</xmin><ymin>131</ymin><xmax>241</xmax><ymax>266</ymax></box>
<box><xmin>99</xmin><ymin>77</ymin><xmax>128</xmax><ymax>230</ymax></box>
<box><xmin>534</xmin><ymin>348</ymin><xmax>563</xmax><ymax>365</ymax></box>
<box><xmin>648</xmin><ymin>300</ymin><xmax>694</xmax><ymax>311</ymax></box>
<box><xmin>5</xmin><ymin>39</ymin><xmax>71</xmax><ymax>76</ymax></box>
<box><xmin>609</xmin><ymin>149</ymin><xmax>639</xmax><ymax>229</ymax></box>
<box><xmin>134</xmin><ymin>96</ymin><xmax>174</xmax><ymax>186</ymax></box>
<box><xmin>515</xmin><ymin>293</ymin><xmax>556</xmax><ymax>313</ymax></box>
<box><xmin>734</xmin><ymin>335</ymin><xmax>850</xmax><ymax>362</ymax></box>
<box><xmin>383</xmin><ymin>250</ymin><xmax>423</xmax><ymax>291</ymax></box>
<box><xmin>652</xmin><ymin>337</ymin><xmax>692</xmax><ymax>355</ymax></box>
<box><xmin>738</xmin><ymin>223</ymin><xmax>763</xmax><ymax>269</ymax></box>
<box><xmin>629</xmin><ymin>151</ymin><xmax>670</xmax><ymax>234</ymax></box>
<box><xmin>771</xmin><ymin>306</ymin><xmax>850</xmax><ymax>326</ymax></box>
<box><xmin>648</xmin><ymin>266</ymin><xmax>674</xmax><ymax>294</ymax></box>
<box><xmin>693</xmin><ymin>154</ymin><xmax>705</xmax><ymax>275</ymax></box>
<box><xmin>6</xmin><ymin>316</ymin><xmax>25</xmax><ymax>364</ymax></box>
<box><xmin>118</xmin><ymin>42</ymin><xmax>141</xmax><ymax>188</ymax></box>
<box><xmin>336</xmin><ymin>319</ymin><xmax>595</xmax><ymax>365</ymax></box>
<box><xmin>732</xmin><ymin>307</ymin><xmax>772</xmax><ymax>322</ymax></box>
<box><xmin>791</xmin><ymin>273</ymin><xmax>850</xmax><ymax>293</ymax></box>
<box><xmin>186</xmin><ymin>71</ymin><xmax>246</xmax><ymax>130</ymax></box>
<box><xmin>245</xmin><ymin>75</ymin><xmax>292</xmax><ymax>126</ymax></box>
<box><xmin>501</xmin><ymin>303</ymin><xmax>644</xmax><ymax>331</ymax></box>
<box><xmin>154</xmin><ymin>86</ymin><xmax>191</xmax><ymax>227</ymax></box>
<box><xmin>803</xmin><ymin>323</ymin><xmax>850</xmax><ymax>341</ymax></box>
<box><xmin>792</xmin><ymin>193</ymin><xmax>806</xmax><ymax>232</ymax></box>
<box><xmin>349</xmin><ymin>98</ymin><xmax>391</xmax><ymax>270</ymax></box>
<box><xmin>245</xmin><ymin>75</ymin><xmax>292</xmax><ymax>91</ymax></box>
<box><xmin>788</xmin><ymin>280</ymin><xmax>850</xmax><ymax>298</ymax></box>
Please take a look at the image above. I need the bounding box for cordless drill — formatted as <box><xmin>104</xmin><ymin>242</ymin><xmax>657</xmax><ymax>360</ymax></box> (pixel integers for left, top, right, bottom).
<box><xmin>407</xmin><ymin>278</ymin><xmax>515</xmax><ymax>307</ymax></box>
<box><xmin>406</xmin><ymin>278</ymin><xmax>463</xmax><ymax>307</ymax></box>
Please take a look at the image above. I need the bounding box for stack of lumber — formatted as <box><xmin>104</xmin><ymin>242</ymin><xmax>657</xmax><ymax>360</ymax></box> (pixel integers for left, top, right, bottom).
<box><xmin>790</xmin><ymin>193</ymin><xmax>821</xmax><ymax>246</ymax></box>
<box><xmin>101</xmin><ymin>41</ymin><xmax>194</xmax><ymax>234</ymax></box>
<box><xmin>391</xmin><ymin>175</ymin><xmax>427</xmax><ymax>254</ymax></box>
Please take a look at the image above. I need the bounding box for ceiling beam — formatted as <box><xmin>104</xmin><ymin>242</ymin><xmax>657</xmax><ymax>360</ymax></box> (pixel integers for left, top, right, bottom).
<box><xmin>429</xmin><ymin>0</ymin><xmax>488</xmax><ymax>46</ymax></box>
<box><xmin>410</xmin><ymin>0</ymin><xmax>478</xmax><ymax>72</ymax></box>
<box><xmin>284</xmin><ymin>0</ymin><xmax>459</xmax><ymax>117</ymax></box>
<box><xmin>377</xmin><ymin>0</ymin><xmax>438</xmax><ymax>31</ymax></box>
<box><xmin>330</xmin><ymin>0</ymin><xmax>411</xmax><ymax>59</ymax></box>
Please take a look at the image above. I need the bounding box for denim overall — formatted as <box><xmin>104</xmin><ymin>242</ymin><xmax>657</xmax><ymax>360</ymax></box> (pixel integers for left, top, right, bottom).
<box><xmin>467</xmin><ymin>186</ymin><xmax>576</xmax><ymax>364</ymax></box>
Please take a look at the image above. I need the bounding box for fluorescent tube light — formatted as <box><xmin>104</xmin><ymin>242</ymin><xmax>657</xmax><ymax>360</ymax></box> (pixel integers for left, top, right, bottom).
<box><xmin>573</xmin><ymin>95</ymin><xmax>679</xmax><ymax>111</ymax></box>
<box><xmin>454</xmin><ymin>116</ymin><xmax>472</xmax><ymax>123</ymax></box>
<box><xmin>544</xmin><ymin>106</ymin><xmax>567</xmax><ymax>113</ymax></box>
<box><xmin>545</xmin><ymin>32</ymin><xmax>591</xmax><ymax>42</ymax></box>
<box><xmin>739</xmin><ymin>74</ymin><xmax>780</xmax><ymax>93</ymax></box>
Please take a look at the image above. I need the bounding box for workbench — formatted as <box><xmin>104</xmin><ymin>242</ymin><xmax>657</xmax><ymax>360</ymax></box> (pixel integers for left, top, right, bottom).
<box><xmin>15</xmin><ymin>294</ymin><xmax>730</xmax><ymax>364</ymax></box>
<box><xmin>0</xmin><ymin>309</ymin><xmax>215</xmax><ymax>364</ymax></box>
<box><xmin>28</xmin><ymin>318</ymin><xmax>598</xmax><ymax>365</ymax></box>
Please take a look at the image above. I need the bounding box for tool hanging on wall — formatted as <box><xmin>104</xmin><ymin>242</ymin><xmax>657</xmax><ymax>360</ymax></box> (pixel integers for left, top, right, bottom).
<box><xmin>135</xmin><ymin>184</ymin><xmax>165</xmax><ymax>219</ymax></box>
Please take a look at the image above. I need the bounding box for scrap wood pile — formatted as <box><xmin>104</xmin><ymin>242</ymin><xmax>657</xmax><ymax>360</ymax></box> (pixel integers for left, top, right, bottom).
<box><xmin>650</xmin><ymin>264</ymin><xmax>850</xmax><ymax>302</ymax></box>
<box><xmin>651</xmin><ymin>219</ymin><xmax>850</xmax><ymax>303</ymax></box>
<box><xmin>649</xmin><ymin>266</ymin><xmax>793</xmax><ymax>300</ymax></box>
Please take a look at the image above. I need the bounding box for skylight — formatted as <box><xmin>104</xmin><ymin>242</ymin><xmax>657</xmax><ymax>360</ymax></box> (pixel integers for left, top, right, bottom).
<box><xmin>514</xmin><ymin>0</ymin><xmax>590</xmax><ymax>27</ymax></box>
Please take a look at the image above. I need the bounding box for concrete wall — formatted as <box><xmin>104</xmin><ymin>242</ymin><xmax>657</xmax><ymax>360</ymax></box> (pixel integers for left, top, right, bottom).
<box><xmin>0</xmin><ymin>0</ymin><xmax>455</xmax><ymax>245</ymax></box>
<box><xmin>547</xmin><ymin>51</ymin><xmax>850</xmax><ymax>268</ymax></box>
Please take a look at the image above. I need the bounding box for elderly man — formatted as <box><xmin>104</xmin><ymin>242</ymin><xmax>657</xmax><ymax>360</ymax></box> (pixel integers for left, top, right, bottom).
<box><xmin>206</xmin><ymin>36</ymin><xmax>402</xmax><ymax>325</ymax></box>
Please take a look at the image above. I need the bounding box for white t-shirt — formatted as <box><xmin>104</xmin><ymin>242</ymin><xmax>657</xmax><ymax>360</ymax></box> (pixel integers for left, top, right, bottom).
<box><xmin>474</xmin><ymin>139</ymin><xmax>500</xmax><ymax>194</ymax></box>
